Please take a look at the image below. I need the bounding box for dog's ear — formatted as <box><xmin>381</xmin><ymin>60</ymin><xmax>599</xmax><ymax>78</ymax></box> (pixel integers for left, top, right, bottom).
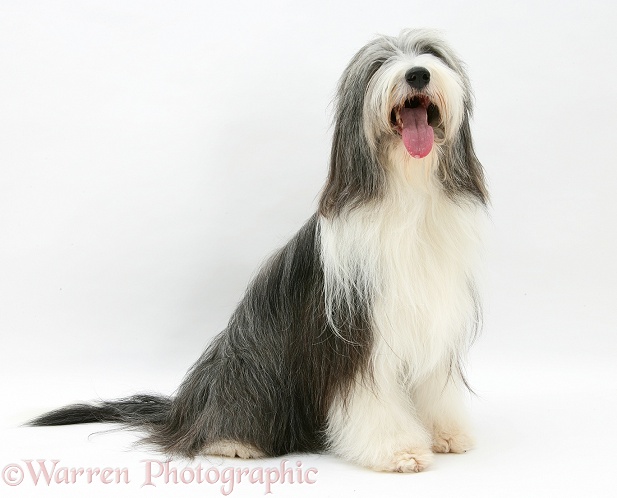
<box><xmin>440</xmin><ymin>107</ymin><xmax>489</xmax><ymax>205</ymax></box>
<box><xmin>319</xmin><ymin>48</ymin><xmax>388</xmax><ymax>218</ymax></box>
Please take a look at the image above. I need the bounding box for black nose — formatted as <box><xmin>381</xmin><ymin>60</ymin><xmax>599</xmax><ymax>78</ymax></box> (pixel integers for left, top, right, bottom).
<box><xmin>405</xmin><ymin>67</ymin><xmax>430</xmax><ymax>89</ymax></box>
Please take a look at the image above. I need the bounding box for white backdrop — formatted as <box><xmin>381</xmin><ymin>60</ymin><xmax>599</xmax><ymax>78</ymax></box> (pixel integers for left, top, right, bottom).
<box><xmin>1</xmin><ymin>1</ymin><xmax>617</xmax><ymax>497</ymax></box>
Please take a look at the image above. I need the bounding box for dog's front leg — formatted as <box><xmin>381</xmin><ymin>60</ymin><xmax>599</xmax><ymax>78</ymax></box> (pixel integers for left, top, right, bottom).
<box><xmin>325</xmin><ymin>368</ymin><xmax>434</xmax><ymax>473</ymax></box>
<box><xmin>412</xmin><ymin>360</ymin><xmax>475</xmax><ymax>454</ymax></box>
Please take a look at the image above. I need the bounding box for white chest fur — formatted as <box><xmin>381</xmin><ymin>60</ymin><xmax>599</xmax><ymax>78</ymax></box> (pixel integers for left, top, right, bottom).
<box><xmin>319</xmin><ymin>165</ymin><xmax>485</xmax><ymax>383</ymax></box>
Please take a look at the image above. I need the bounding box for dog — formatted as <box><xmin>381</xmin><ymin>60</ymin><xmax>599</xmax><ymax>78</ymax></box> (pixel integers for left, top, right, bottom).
<box><xmin>29</xmin><ymin>29</ymin><xmax>488</xmax><ymax>473</ymax></box>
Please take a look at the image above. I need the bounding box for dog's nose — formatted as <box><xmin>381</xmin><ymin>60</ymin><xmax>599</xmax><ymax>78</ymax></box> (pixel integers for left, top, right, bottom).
<box><xmin>405</xmin><ymin>67</ymin><xmax>431</xmax><ymax>89</ymax></box>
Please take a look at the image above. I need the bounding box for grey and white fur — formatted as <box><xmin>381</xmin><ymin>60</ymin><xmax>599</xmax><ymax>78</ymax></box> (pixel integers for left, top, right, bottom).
<box><xmin>29</xmin><ymin>29</ymin><xmax>488</xmax><ymax>473</ymax></box>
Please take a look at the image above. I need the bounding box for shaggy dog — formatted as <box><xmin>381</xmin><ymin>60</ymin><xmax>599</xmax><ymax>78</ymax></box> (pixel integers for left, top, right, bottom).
<box><xmin>30</xmin><ymin>29</ymin><xmax>488</xmax><ymax>473</ymax></box>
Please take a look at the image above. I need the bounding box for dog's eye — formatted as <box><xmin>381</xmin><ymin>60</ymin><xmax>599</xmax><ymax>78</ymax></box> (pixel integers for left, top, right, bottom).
<box><xmin>421</xmin><ymin>47</ymin><xmax>442</xmax><ymax>59</ymax></box>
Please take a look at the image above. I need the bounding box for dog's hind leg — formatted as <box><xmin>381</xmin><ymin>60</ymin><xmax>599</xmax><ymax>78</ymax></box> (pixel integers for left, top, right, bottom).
<box><xmin>202</xmin><ymin>440</ymin><xmax>266</xmax><ymax>459</ymax></box>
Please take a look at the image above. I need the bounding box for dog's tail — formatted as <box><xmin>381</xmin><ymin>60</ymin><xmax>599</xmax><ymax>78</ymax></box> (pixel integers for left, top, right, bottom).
<box><xmin>26</xmin><ymin>394</ymin><xmax>171</xmax><ymax>428</ymax></box>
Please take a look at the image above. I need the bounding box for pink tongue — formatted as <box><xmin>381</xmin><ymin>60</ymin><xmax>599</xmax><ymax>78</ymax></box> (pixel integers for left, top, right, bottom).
<box><xmin>400</xmin><ymin>106</ymin><xmax>434</xmax><ymax>158</ymax></box>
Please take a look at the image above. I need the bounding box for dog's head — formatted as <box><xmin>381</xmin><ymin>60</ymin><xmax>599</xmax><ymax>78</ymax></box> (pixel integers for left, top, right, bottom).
<box><xmin>320</xmin><ymin>29</ymin><xmax>488</xmax><ymax>217</ymax></box>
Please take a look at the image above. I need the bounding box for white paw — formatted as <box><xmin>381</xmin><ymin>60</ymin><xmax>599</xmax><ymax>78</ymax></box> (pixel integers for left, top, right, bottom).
<box><xmin>373</xmin><ymin>448</ymin><xmax>434</xmax><ymax>473</ymax></box>
<box><xmin>202</xmin><ymin>440</ymin><xmax>265</xmax><ymax>459</ymax></box>
<box><xmin>432</xmin><ymin>432</ymin><xmax>474</xmax><ymax>454</ymax></box>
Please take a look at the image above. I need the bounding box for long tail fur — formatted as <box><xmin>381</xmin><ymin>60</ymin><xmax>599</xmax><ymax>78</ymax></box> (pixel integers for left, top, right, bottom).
<box><xmin>27</xmin><ymin>394</ymin><xmax>172</xmax><ymax>428</ymax></box>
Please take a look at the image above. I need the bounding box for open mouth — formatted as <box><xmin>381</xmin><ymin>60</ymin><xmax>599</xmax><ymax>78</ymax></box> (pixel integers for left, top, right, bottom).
<box><xmin>390</xmin><ymin>95</ymin><xmax>441</xmax><ymax>159</ymax></box>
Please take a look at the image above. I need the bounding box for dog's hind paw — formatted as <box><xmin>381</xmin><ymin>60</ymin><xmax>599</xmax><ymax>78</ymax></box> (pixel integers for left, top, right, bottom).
<box><xmin>202</xmin><ymin>440</ymin><xmax>265</xmax><ymax>459</ymax></box>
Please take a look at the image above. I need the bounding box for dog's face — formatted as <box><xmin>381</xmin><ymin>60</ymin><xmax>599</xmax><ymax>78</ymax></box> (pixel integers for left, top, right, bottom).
<box><xmin>366</xmin><ymin>51</ymin><xmax>467</xmax><ymax>160</ymax></box>
<box><xmin>356</xmin><ymin>30</ymin><xmax>471</xmax><ymax>159</ymax></box>
<box><xmin>320</xmin><ymin>29</ymin><xmax>487</xmax><ymax>217</ymax></box>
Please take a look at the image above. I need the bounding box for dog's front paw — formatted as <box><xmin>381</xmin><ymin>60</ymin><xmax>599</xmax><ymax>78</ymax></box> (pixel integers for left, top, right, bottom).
<box><xmin>432</xmin><ymin>431</ymin><xmax>474</xmax><ymax>454</ymax></box>
<box><xmin>373</xmin><ymin>448</ymin><xmax>434</xmax><ymax>473</ymax></box>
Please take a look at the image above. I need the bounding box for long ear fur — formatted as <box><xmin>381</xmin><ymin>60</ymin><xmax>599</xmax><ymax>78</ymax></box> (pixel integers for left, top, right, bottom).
<box><xmin>441</xmin><ymin>107</ymin><xmax>489</xmax><ymax>205</ymax></box>
<box><xmin>319</xmin><ymin>42</ymin><xmax>392</xmax><ymax>217</ymax></box>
